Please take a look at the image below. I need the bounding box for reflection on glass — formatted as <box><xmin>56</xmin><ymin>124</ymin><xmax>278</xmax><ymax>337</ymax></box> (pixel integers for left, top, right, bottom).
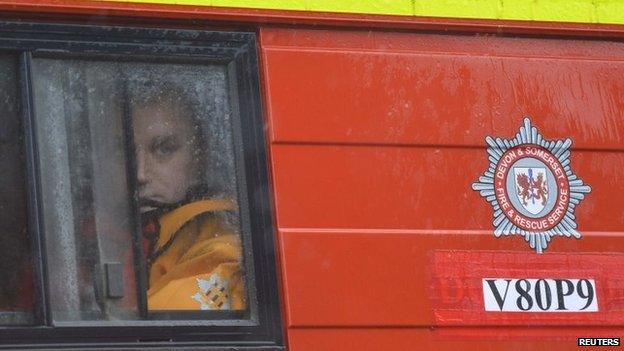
<box><xmin>0</xmin><ymin>54</ymin><xmax>35</xmax><ymax>325</ymax></box>
<box><xmin>32</xmin><ymin>59</ymin><xmax>246</xmax><ymax>321</ymax></box>
<box><xmin>33</xmin><ymin>60</ymin><xmax>139</xmax><ymax>321</ymax></box>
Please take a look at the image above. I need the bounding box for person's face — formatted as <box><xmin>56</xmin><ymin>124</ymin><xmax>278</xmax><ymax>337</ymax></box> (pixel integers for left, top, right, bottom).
<box><xmin>132</xmin><ymin>103</ymin><xmax>201</xmax><ymax>213</ymax></box>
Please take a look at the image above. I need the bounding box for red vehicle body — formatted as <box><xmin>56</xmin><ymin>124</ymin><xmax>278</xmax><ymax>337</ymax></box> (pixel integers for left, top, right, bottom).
<box><xmin>1</xmin><ymin>2</ymin><xmax>623</xmax><ymax>350</ymax></box>
<box><xmin>262</xmin><ymin>26</ymin><xmax>624</xmax><ymax>350</ymax></box>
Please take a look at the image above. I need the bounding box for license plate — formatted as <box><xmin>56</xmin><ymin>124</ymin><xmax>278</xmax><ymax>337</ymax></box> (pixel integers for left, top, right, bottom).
<box><xmin>482</xmin><ymin>278</ymin><xmax>598</xmax><ymax>312</ymax></box>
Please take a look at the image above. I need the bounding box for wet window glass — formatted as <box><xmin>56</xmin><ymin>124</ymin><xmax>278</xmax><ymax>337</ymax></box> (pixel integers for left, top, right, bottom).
<box><xmin>0</xmin><ymin>54</ymin><xmax>35</xmax><ymax>325</ymax></box>
<box><xmin>32</xmin><ymin>59</ymin><xmax>246</xmax><ymax>321</ymax></box>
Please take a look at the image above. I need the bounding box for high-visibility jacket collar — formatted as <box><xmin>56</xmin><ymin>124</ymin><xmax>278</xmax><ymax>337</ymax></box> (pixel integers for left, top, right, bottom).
<box><xmin>156</xmin><ymin>199</ymin><xmax>235</xmax><ymax>251</ymax></box>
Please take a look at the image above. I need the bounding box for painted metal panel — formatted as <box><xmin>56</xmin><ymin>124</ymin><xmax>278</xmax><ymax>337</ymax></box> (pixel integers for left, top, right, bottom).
<box><xmin>279</xmin><ymin>232</ymin><xmax>624</xmax><ymax>327</ymax></box>
<box><xmin>98</xmin><ymin>0</ymin><xmax>624</xmax><ymax>24</ymax></box>
<box><xmin>270</xmin><ymin>144</ymin><xmax>621</xmax><ymax>232</ymax></box>
<box><xmin>287</xmin><ymin>328</ymin><xmax>624</xmax><ymax>351</ymax></box>
<box><xmin>262</xmin><ymin>26</ymin><xmax>624</xmax><ymax>348</ymax></box>
<box><xmin>262</xmin><ymin>29</ymin><xmax>624</xmax><ymax>149</ymax></box>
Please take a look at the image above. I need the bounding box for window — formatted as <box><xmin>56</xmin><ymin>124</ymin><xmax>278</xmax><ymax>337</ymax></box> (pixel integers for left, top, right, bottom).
<box><xmin>0</xmin><ymin>53</ymin><xmax>34</xmax><ymax>326</ymax></box>
<box><xmin>0</xmin><ymin>21</ymin><xmax>282</xmax><ymax>349</ymax></box>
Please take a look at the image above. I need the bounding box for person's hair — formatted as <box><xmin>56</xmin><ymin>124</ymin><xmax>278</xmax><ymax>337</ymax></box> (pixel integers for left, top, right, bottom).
<box><xmin>130</xmin><ymin>81</ymin><xmax>199</xmax><ymax>126</ymax></box>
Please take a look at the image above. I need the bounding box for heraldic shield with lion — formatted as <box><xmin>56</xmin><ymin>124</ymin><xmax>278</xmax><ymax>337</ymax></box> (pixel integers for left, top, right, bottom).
<box><xmin>472</xmin><ymin>118</ymin><xmax>591</xmax><ymax>253</ymax></box>
<box><xmin>514</xmin><ymin>167</ymin><xmax>548</xmax><ymax>215</ymax></box>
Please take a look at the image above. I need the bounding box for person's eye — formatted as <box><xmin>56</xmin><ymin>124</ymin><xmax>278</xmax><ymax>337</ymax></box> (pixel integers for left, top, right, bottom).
<box><xmin>151</xmin><ymin>138</ymin><xmax>179</xmax><ymax>157</ymax></box>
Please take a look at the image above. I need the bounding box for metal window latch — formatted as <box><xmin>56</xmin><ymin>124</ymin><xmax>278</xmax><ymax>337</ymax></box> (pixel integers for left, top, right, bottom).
<box><xmin>104</xmin><ymin>262</ymin><xmax>124</xmax><ymax>299</ymax></box>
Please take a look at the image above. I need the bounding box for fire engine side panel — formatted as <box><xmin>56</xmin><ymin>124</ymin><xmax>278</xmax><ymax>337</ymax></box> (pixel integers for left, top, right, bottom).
<box><xmin>264</xmin><ymin>29</ymin><xmax>624</xmax><ymax>149</ymax></box>
<box><xmin>286</xmin><ymin>328</ymin><xmax>624</xmax><ymax>351</ymax></box>
<box><xmin>269</xmin><ymin>146</ymin><xmax>621</xmax><ymax>232</ymax></box>
<box><xmin>261</xmin><ymin>27</ymin><xmax>624</xmax><ymax>349</ymax></box>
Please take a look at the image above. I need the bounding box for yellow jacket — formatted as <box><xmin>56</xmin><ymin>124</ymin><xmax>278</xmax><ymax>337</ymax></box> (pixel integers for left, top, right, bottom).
<box><xmin>146</xmin><ymin>199</ymin><xmax>246</xmax><ymax>311</ymax></box>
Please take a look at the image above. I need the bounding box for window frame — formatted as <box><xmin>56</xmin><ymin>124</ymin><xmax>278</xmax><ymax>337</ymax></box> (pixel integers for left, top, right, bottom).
<box><xmin>0</xmin><ymin>20</ymin><xmax>283</xmax><ymax>350</ymax></box>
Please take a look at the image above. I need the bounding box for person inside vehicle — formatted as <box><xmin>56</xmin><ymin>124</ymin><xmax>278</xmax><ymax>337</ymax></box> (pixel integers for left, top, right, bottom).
<box><xmin>130</xmin><ymin>82</ymin><xmax>245</xmax><ymax>311</ymax></box>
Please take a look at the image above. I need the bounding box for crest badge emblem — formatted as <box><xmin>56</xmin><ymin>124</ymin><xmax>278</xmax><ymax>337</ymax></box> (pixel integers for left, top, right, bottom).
<box><xmin>472</xmin><ymin>117</ymin><xmax>591</xmax><ymax>253</ymax></box>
